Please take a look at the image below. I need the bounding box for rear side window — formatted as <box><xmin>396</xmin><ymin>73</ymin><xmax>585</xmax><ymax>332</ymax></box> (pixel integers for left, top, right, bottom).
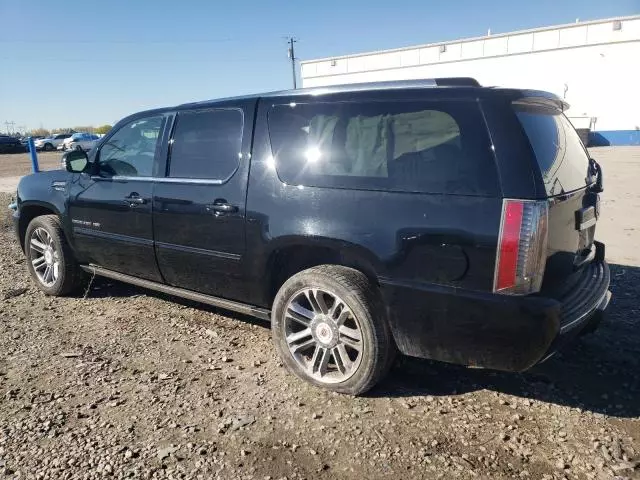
<box><xmin>169</xmin><ymin>109</ymin><xmax>243</xmax><ymax>180</ymax></box>
<box><xmin>514</xmin><ymin>104</ymin><xmax>590</xmax><ymax>196</ymax></box>
<box><xmin>267</xmin><ymin>100</ymin><xmax>498</xmax><ymax>195</ymax></box>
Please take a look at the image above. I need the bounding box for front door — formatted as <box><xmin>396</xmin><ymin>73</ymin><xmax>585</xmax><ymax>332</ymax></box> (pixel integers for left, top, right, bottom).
<box><xmin>152</xmin><ymin>106</ymin><xmax>249</xmax><ymax>301</ymax></box>
<box><xmin>68</xmin><ymin>115</ymin><xmax>167</xmax><ymax>281</ymax></box>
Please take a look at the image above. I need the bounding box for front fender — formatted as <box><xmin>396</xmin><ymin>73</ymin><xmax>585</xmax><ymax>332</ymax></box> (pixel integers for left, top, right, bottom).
<box><xmin>17</xmin><ymin>171</ymin><xmax>69</xmax><ymax>214</ymax></box>
<box><xmin>15</xmin><ymin>171</ymin><xmax>72</xmax><ymax>249</ymax></box>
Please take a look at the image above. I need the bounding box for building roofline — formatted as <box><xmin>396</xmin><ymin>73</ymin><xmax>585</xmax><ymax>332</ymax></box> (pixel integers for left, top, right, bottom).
<box><xmin>300</xmin><ymin>14</ymin><xmax>640</xmax><ymax>65</ymax></box>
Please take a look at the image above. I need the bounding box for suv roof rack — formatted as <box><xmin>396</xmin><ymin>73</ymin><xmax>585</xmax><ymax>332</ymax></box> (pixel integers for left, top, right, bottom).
<box><xmin>273</xmin><ymin>77</ymin><xmax>482</xmax><ymax>97</ymax></box>
<box><xmin>179</xmin><ymin>78</ymin><xmax>482</xmax><ymax>107</ymax></box>
<box><xmin>433</xmin><ymin>77</ymin><xmax>481</xmax><ymax>87</ymax></box>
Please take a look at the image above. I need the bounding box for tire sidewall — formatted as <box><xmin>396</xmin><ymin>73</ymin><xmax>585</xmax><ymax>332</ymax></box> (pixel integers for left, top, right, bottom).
<box><xmin>272</xmin><ymin>267</ymin><xmax>384</xmax><ymax>395</ymax></box>
<box><xmin>24</xmin><ymin>217</ymin><xmax>69</xmax><ymax>296</ymax></box>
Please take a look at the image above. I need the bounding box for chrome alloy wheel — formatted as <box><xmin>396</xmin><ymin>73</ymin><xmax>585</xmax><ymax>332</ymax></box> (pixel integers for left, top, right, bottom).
<box><xmin>284</xmin><ymin>288</ymin><xmax>363</xmax><ymax>383</ymax></box>
<box><xmin>29</xmin><ymin>227</ymin><xmax>60</xmax><ymax>287</ymax></box>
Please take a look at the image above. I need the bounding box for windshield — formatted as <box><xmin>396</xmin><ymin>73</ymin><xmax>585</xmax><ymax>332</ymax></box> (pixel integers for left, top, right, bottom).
<box><xmin>514</xmin><ymin>103</ymin><xmax>590</xmax><ymax>196</ymax></box>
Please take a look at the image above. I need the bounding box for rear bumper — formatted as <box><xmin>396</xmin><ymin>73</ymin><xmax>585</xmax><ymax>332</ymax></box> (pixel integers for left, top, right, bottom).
<box><xmin>539</xmin><ymin>288</ymin><xmax>610</xmax><ymax>364</ymax></box>
<box><xmin>380</xmin><ymin>244</ymin><xmax>611</xmax><ymax>372</ymax></box>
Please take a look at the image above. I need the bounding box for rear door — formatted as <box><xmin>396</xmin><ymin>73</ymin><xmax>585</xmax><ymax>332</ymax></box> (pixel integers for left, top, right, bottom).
<box><xmin>513</xmin><ymin>101</ymin><xmax>598</xmax><ymax>288</ymax></box>
<box><xmin>152</xmin><ymin>103</ymin><xmax>253</xmax><ymax>301</ymax></box>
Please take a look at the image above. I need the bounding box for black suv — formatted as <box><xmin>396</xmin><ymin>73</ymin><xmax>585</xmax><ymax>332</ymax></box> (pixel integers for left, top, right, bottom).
<box><xmin>12</xmin><ymin>78</ymin><xmax>610</xmax><ymax>395</ymax></box>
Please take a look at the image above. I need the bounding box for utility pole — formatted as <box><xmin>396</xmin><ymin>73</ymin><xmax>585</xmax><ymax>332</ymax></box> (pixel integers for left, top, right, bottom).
<box><xmin>287</xmin><ymin>37</ymin><xmax>297</xmax><ymax>89</ymax></box>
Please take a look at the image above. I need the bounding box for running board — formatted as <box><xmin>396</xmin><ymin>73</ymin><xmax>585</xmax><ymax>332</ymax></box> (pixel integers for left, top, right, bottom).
<box><xmin>80</xmin><ymin>265</ymin><xmax>271</xmax><ymax>321</ymax></box>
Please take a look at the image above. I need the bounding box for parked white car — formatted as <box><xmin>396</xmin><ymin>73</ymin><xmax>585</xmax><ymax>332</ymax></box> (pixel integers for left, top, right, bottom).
<box><xmin>34</xmin><ymin>133</ymin><xmax>72</xmax><ymax>151</ymax></box>
<box><xmin>60</xmin><ymin>133</ymin><xmax>100</xmax><ymax>152</ymax></box>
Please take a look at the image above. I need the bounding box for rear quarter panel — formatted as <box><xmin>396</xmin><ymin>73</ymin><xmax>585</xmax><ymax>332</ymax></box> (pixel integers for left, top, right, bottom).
<box><xmin>244</xmin><ymin>95</ymin><xmax>503</xmax><ymax>307</ymax></box>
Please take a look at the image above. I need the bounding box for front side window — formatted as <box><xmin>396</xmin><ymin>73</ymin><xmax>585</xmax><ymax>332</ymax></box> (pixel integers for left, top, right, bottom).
<box><xmin>267</xmin><ymin>100</ymin><xmax>498</xmax><ymax>195</ymax></box>
<box><xmin>168</xmin><ymin>109</ymin><xmax>243</xmax><ymax>180</ymax></box>
<box><xmin>98</xmin><ymin>116</ymin><xmax>164</xmax><ymax>177</ymax></box>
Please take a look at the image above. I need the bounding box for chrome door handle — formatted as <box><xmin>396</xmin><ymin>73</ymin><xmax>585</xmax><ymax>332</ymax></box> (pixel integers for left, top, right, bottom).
<box><xmin>124</xmin><ymin>193</ymin><xmax>146</xmax><ymax>206</ymax></box>
<box><xmin>206</xmin><ymin>202</ymin><xmax>238</xmax><ymax>214</ymax></box>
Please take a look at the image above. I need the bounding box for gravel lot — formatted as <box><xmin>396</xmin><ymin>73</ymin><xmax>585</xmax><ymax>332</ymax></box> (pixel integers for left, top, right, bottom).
<box><xmin>0</xmin><ymin>152</ymin><xmax>63</xmax><ymax>194</ymax></box>
<box><xmin>0</xmin><ymin>152</ymin><xmax>62</xmax><ymax>178</ymax></box>
<box><xmin>0</xmin><ymin>148</ymin><xmax>638</xmax><ymax>479</ymax></box>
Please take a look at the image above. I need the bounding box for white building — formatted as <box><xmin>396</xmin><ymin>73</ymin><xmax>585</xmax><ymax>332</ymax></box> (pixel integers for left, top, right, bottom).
<box><xmin>301</xmin><ymin>15</ymin><xmax>640</xmax><ymax>145</ymax></box>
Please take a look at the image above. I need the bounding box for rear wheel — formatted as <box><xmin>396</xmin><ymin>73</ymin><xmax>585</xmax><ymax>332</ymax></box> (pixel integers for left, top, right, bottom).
<box><xmin>25</xmin><ymin>215</ymin><xmax>85</xmax><ymax>296</ymax></box>
<box><xmin>271</xmin><ymin>265</ymin><xmax>395</xmax><ymax>395</ymax></box>
<box><xmin>43</xmin><ymin>143</ymin><xmax>53</xmax><ymax>151</ymax></box>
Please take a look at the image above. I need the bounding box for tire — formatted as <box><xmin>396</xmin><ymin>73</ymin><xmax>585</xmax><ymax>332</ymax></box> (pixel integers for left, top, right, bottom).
<box><xmin>43</xmin><ymin>143</ymin><xmax>53</xmax><ymax>151</ymax></box>
<box><xmin>74</xmin><ymin>144</ymin><xmax>83</xmax><ymax>152</ymax></box>
<box><xmin>24</xmin><ymin>215</ymin><xmax>85</xmax><ymax>296</ymax></box>
<box><xmin>271</xmin><ymin>265</ymin><xmax>395</xmax><ymax>395</ymax></box>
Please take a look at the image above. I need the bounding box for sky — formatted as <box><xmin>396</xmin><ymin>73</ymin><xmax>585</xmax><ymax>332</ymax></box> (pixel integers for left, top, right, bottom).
<box><xmin>0</xmin><ymin>0</ymin><xmax>638</xmax><ymax>131</ymax></box>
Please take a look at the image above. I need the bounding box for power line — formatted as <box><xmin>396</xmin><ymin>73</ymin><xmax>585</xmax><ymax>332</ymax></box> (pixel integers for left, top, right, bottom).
<box><xmin>287</xmin><ymin>37</ymin><xmax>298</xmax><ymax>89</ymax></box>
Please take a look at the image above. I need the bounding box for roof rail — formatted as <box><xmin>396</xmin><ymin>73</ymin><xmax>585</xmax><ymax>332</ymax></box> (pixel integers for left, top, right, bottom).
<box><xmin>270</xmin><ymin>77</ymin><xmax>481</xmax><ymax>97</ymax></box>
<box><xmin>179</xmin><ymin>78</ymin><xmax>482</xmax><ymax>107</ymax></box>
<box><xmin>434</xmin><ymin>77</ymin><xmax>481</xmax><ymax>87</ymax></box>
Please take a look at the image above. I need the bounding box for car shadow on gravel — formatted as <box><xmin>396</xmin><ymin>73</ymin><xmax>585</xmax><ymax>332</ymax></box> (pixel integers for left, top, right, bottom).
<box><xmin>370</xmin><ymin>263</ymin><xmax>640</xmax><ymax>418</ymax></box>
<box><xmin>85</xmin><ymin>277</ymin><xmax>270</xmax><ymax>329</ymax></box>
<box><xmin>83</xmin><ymin>264</ymin><xmax>639</xmax><ymax>419</ymax></box>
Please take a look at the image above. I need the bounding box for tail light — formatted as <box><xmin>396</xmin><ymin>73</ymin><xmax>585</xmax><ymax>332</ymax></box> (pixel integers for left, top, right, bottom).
<box><xmin>494</xmin><ymin>199</ymin><xmax>548</xmax><ymax>295</ymax></box>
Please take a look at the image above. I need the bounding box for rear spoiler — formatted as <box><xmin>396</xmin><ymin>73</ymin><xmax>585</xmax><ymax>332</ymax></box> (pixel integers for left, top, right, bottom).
<box><xmin>514</xmin><ymin>90</ymin><xmax>570</xmax><ymax>112</ymax></box>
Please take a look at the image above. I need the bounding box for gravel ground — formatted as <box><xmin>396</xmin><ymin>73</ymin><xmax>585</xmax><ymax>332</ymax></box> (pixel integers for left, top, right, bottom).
<box><xmin>0</xmin><ymin>152</ymin><xmax>62</xmax><ymax>179</ymax></box>
<box><xmin>0</xmin><ymin>148</ymin><xmax>639</xmax><ymax>479</ymax></box>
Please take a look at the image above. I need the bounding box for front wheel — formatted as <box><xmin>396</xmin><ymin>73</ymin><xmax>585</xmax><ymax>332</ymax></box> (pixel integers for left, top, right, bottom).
<box><xmin>43</xmin><ymin>143</ymin><xmax>53</xmax><ymax>151</ymax></box>
<box><xmin>271</xmin><ymin>265</ymin><xmax>395</xmax><ymax>395</ymax></box>
<box><xmin>24</xmin><ymin>215</ymin><xmax>85</xmax><ymax>296</ymax></box>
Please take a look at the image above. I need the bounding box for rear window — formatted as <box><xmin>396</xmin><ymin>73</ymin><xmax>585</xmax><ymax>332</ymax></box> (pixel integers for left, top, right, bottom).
<box><xmin>267</xmin><ymin>100</ymin><xmax>499</xmax><ymax>196</ymax></box>
<box><xmin>514</xmin><ymin>104</ymin><xmax>590</xmax><ymax>196</ymax></box>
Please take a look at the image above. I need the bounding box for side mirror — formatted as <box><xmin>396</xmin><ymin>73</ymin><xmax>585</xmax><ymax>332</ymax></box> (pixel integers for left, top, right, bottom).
<box><xmin>63</xmin><ymin>150</ymin><xmax>89</xmax><ymax>173</ymax></box>
<box><xmin>589</xmin><ymin>158</ymin><xmax>603</xmax><ymax>193</ymax></box>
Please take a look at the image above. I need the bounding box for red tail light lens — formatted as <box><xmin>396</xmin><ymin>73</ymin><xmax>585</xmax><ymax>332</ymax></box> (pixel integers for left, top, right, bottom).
<box><xmin>495</xmin><ymin>201</ymin><xmax>523</xmax><ymax>291</ymax></box>
<box><xmin>494</xmin><ymin>199</ymin><xmax>548</xmax><ymax>295</ymax></box>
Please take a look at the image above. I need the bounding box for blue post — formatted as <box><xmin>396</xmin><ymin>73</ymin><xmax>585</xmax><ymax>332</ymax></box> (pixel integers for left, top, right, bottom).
<box><xmin>28</xmin><ymin>137</ymin><xmax>39</xmax><ymax>173</ymax></box>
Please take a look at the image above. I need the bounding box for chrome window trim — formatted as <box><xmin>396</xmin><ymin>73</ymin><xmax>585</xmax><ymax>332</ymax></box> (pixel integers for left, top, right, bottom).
<box><xmin>93</xmin><ymin>175</ymin><xmax>225</xmax><ymax>185</ymax></box>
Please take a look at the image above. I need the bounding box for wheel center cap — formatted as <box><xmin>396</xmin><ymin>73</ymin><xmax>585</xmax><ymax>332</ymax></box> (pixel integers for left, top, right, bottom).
<box><xmin>44</xmin><ymin>249</ymin><xmax>53</xmax><ymax>265</ymax></box>
<box><xmin>315</xmin><ymin>322</ymin><xmax>334</xmax><ymax>345</ymax></box>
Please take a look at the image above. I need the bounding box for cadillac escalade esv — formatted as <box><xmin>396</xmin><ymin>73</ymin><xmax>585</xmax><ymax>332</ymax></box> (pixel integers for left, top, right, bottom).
<box><xmin>12</xmin><ymin>78</ymin><xmax>610</xmax><ymax>395</ymax></box>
